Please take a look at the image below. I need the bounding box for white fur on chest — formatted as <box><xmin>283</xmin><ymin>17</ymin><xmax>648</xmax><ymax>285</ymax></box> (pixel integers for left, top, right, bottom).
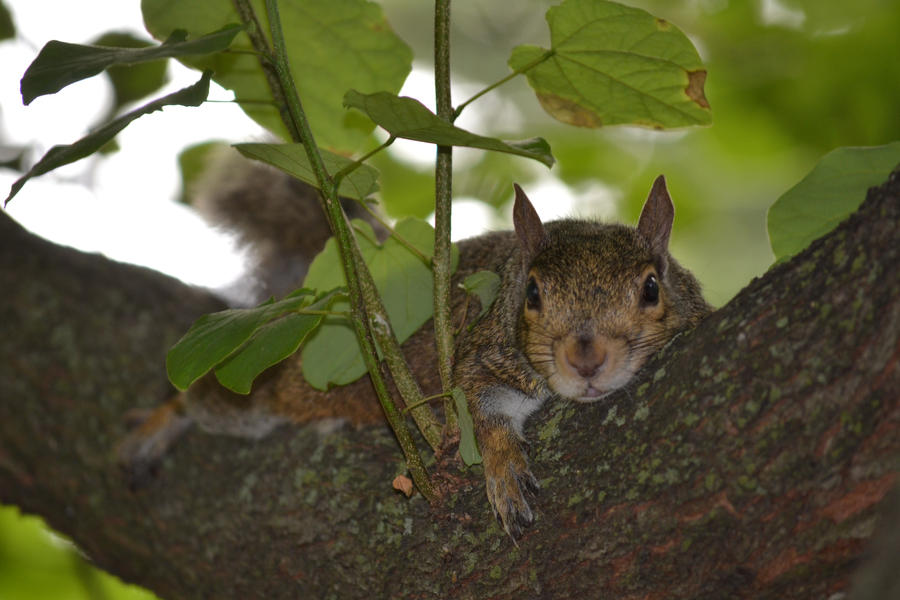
<box><xmin>480</xmin><ymin>386</ymin><xmax>545</xmax><ymax>437</ymax></box>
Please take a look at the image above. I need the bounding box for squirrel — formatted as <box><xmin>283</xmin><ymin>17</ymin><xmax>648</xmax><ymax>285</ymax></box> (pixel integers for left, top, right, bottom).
<box><xmin>117</xmin><ymin>154</ymin><xmax>711</xmax><ymax>539</ymax></box>
<box><xmin>453</xmin><ymin>177</ymin><xmax>711</xmax><ymax>536</ymax></box>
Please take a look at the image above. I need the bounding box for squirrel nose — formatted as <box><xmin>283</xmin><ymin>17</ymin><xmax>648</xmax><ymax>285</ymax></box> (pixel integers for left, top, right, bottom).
<box><xmin>564</xmin><ymin>335</ymin><xmax>607</xmax><ymax>379</ymax></box>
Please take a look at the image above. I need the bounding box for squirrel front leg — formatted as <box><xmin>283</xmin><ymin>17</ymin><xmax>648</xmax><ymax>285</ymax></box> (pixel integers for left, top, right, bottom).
<box><xmin>472</xmin><ymin>384</ymin><xmax>545</xmax><ymax>538</ymax></box>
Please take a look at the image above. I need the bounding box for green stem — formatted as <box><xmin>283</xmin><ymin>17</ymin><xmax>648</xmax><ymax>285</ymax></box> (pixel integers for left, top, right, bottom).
<box><xmin>347</xmin><ymin>248</ymin><xmax>444</xmax><ymax>450</ymax></box>
<box><xmin>227</xmin><ymin>99</ymin><xmax>280</xmax><ymax>106</ymax></box>
<box><xmin>294</xmin><ymin>309</ymin><xmax>349</xmax><ymax>318</ymax></box>
<box><xmin>258</xmin><ymin>13</ymin><xmax>441</xmax><ymax>453</ymax></box>
<box><xmin>352</xmin><ymin>209</ymin><xmax>430</xmax><ymax>266</ymax></box>
<box><xmin>403</xmin><ymin>392</ymin><xmax>451</xmax><ymax>413</ymax></box>
<box><xmin>452</xmin><ymin>49</ymin><xmax>555</xmax><ymax>121</ymax></box>
<box><xmin>433</xmin><ymin>0</ymin><xmax>457</xmax><ymax>434</ymax></box>
<box><xmin>258</xmin><ymin>0</ymin><xmax>437</xmax><ymax>499</ymax></box>
<box><xmin>222</xmin><ymin>48</ymin><xmax>264</xmax><ymax>57</ymax></box>
<box><xmin>231</xmin><ymin>0</ymin><xmax>301</xmax><ymax>142</ymax></box>
<box><xmin>332</xmin><ymin>135</ymin><xmax>396</xmax><ymax>188</ymax></box>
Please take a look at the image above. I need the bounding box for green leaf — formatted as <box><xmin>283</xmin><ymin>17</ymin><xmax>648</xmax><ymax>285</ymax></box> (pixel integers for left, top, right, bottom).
<box><xmin>0</xmin><ymin>1</ymin><xmax>15</xmax><ymax>42</ymax></box>
<box><xmin>368</xmin><ymin>151</ymin><xmax>435</xmax><ymax>219</ymax></box>
<box><xmin>344</xmin><ymin>90</ymin><xmax>555</xmax><ymax>168</ymax></box>
<box><xmin>142</xmin><ymin>0</ymin><xmax>412</xmax><ymax>152</ymax></box>
<box><xmin>235</xmin><ymin>142</ymin><xmax>379</xmax><ymax>201</ymax></box>
<box><xmin>453</xmin><ymin>387</ymin><xmax>482</xmax><ymax>465</ymax></box>
<box><xmin>213</xmin><ymin>313</ymin><xmax>321</xmax><ymax>394</ymax></box>
<box><xmin>0</xmin><ymin>146</ymin><xmax>27</xmax><ymax>172</ymax></box>
<box><xmin>92</xmin><ymin>32</ymin><xmax>170</xmax><ymax>114</ymax></box>
<box><xmin>213</xmin><ymin>291</ymin><xmax>340</xmax><ymax>394</ymax></box>
<box><xmin>166</xmin><ymin>288</ymin><xmax>339</xmax><ymax>392</ymax></box>
<box><xmin>508</xmin><ymin>0</ymin><xmax>711</xmax><ymax>129</ymax></box>
<box><xmin>5</xmin><ymin>71</ymin><xmax>212</xmax><ymax>205</ymax></box>
<box><xmin>20</xmin><ymin>25</ymin><xmax>240</xmax><ymax>105</ymax></box>
<box><xmin>167</xmin><ymin>291</ymin><xmax>312</xmax><ymax>391</ymax></box>
<box><xmin>176</xmin><ymin>141</ymin><xmax>229</xmax><ymax>204</ymax></box>
<box><xmin>767</xmin><ymin>142</ymin><xmax>900</xmax><ymax>262</ymax></box>
<box><xmin>301</xmin><ymin>218</ymin><xmax>458</xmax><ymax>389</ymax></box>
<box><xmin>462</xmin><ymin>270</ymin><xmax>501</xmax><ymax>320</ymax></box>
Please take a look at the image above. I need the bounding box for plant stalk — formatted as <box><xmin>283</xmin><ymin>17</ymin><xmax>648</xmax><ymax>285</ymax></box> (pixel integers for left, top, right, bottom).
<box><xmin>230</xmin><ymin>0</ymin><xmax>301</xmax><ymax>141</ymax></box>
<box><xmin>255</xmin><ymin>0</ymin><xmax>436</xmax><ymax>499</ymax></box>
<box><xmin>433</xmin><ymin>0</ymin><xmax>457</xmax><ymax>434</ymax></box>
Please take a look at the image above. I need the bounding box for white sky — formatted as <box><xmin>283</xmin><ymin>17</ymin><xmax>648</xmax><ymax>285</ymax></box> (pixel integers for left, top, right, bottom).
<box><xmin>0</xmin><ymin>1</ymin><xmax>585</xmax><ymax>291</ymax></box>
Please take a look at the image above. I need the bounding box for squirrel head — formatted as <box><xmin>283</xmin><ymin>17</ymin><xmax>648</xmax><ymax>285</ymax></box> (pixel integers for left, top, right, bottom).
<box><xmin>512</xmin><ymin>176</ymin><xmax>699</xmax><ymax>402</ymax></box>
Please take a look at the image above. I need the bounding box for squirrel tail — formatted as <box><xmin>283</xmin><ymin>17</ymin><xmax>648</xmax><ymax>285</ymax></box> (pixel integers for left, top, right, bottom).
<box><xmin>191</xmin><ymin>147</ymin><xmax>378</xmax><ymax>301</ymax></box>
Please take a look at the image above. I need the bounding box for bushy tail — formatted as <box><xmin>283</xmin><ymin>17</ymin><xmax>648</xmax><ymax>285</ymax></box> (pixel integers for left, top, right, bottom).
<box><xmin>192</xmin><ymin>147</ymin><xmax>378</xmax><ymax>301</ymax></box>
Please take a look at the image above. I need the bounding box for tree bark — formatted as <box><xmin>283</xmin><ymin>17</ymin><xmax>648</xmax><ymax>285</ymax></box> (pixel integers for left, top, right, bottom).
<box><xmin>1</xmin><ymin>171</ymin><xmax>898</xmax><ymax>600</ymax></box>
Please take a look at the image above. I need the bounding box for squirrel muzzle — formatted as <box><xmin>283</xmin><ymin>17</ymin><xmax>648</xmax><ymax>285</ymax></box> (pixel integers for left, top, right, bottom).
<box><xmin>548</xmin><ymin>330</ymin><xmax>633</xmax><ymax>401</ymax></box>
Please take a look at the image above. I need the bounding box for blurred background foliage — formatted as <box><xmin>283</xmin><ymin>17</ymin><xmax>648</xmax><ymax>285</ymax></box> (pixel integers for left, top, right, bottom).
<box><xmin>0</xmin><ymin>505</ymin><xmax>157</xmax><ymax>599</ymax></box>
<box><xmin>1</xmin><ymin>0</ymin><xmax>898</xmax><ymax>598</ymax></box>
<box><xmin>374</xmin><ymin>0</ymin><xmax>900</xmax><ymax>305</ymax></box>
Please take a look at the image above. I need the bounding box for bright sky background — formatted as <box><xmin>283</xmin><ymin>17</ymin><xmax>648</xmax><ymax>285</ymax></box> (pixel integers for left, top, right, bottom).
<box><xmin>0</xmin><ymin>1</ymin><xmax>585</xmax><ymax>292</ymax></box>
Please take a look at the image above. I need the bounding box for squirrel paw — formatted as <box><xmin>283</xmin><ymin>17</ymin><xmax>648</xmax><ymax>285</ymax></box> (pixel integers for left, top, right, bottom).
<box><xmin>115</xmin><ymin>396</ymin><xmax>192</xmax><ymax>489</ymax></box>
<box><xmin>484</xmin><ymin>446</ymin><xmax>540</xmax><ymax>539</ymax></box>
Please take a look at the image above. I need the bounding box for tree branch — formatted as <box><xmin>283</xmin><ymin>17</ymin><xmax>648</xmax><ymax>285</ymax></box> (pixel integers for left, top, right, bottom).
<box><xmin>1</xmin><ymin>170</ymin><xmax>898</xmax><ymax>599</ymax></box>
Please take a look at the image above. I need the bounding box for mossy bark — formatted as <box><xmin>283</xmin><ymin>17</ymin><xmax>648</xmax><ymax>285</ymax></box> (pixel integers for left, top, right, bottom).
<box><xmin>1</xmin><ymin>172</ymin><xmax>898</xmax><ymax>599</ymax></box>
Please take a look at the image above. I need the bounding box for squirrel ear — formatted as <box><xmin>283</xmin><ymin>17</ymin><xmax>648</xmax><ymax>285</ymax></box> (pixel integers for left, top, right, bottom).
<box><xmin>513</xmin><ymin>183</ymin><xmax>549</xmax><ymax>260</ymax></box>
<box><xmin>637</xmin><ymin>175</ymin><xmax>675</xmax><ymax>256</ymax></box>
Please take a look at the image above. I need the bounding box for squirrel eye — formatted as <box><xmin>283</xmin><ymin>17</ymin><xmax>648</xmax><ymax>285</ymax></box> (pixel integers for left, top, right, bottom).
<box><xmin>525</xmin><ymin>276</ymin><xmax>541</xmax><ymax>310</ymax></box>
<box><xmin>642</xmin><ymin>274</ymin><xmax>659</xmax><ymax>305</ymax></box>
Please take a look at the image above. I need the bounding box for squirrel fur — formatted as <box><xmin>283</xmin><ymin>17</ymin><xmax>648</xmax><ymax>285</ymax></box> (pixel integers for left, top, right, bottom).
<box><xmin>118</xmin><ymin>156</ymin><xmax>711</xmax><ymax>538</ymax></box>
<box><xmin>453</xmin><ymin>178</ymin><xmax>710</xmax><ymax>536</ymax></box>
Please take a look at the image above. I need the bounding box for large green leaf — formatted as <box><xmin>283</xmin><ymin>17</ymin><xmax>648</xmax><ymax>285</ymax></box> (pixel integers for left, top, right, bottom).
<box><xmin>344</xmin><ymin>90</ymin><xmax>555</xmax><ymax>168</ymax></box>
<box><xmin>20</xmin><ymin>25</ymin><xmax>240</xmax><ymax>104</ymax></box>
<box><xmin>767</xmin><ymin>142</ymin><xmax>900</xmax><ymax>262</ymax></box>
<box><xmin>508</xmin><ymin>0</ymin><xmax>711</xmax><ymax>129</ymax></box>
<box><xmin>166</xmin><ymin>289</ymin><xmax>339</xmax><ymax>392</ymax></box>
<box><xmin>301</xmin><ymin>219</ymin><xmax>458</xmax><ymax>390</ymax></box>
<box><xmin>235</xmin><ymin>142</ymin><xmax>379</xmax><ymax>201</ymax></box>
<box><xmin>5</xmin><ymin>71</ymin><xmax>212</xmax><ymax>205</ymax></box>
<box><xmin>214</xmin><ymin>308</ymin><xmax>329</xmax><ymax>395</ymax></box>
<box><xmin>141</xmin><ymin>0</ymin><xmax>412</xmax><ymax>152</ymax></box>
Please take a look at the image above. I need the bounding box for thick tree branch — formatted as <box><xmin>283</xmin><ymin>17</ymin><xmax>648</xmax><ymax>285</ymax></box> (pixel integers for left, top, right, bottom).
<box><xmin>1</xmin><ymin>171</ymin><xmax>898</xmax><ymax>599</ymax></box>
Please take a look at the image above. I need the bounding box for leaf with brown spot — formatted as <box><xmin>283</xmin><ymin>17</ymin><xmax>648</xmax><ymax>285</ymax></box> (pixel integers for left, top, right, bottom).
<box><xmin>686</xmin><ymin>70</ymin><xmax>710</xmax><ymax>109</ymax></box>
<box><xmin>508</xmin><ymin>0</ymin><xmax>712</xmax><ymax>129</ymax></box>
<box><xmin>535</xmin><ymin>93</ymin><xmax>603</xmax><ymax>128</ymax></box>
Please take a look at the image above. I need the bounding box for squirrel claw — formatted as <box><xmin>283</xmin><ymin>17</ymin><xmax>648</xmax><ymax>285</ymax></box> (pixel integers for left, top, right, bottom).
<box><xmin>484</xmin><ymin>452</ymin><xmax>539</xmax><ymax>539</ymax></box>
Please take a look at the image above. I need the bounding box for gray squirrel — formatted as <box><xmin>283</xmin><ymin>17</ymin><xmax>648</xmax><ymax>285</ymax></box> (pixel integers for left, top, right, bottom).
<box><xmin>118</xmin><ymin>155</ymin><xmax>711</xmax><ymax>538</ymax></box>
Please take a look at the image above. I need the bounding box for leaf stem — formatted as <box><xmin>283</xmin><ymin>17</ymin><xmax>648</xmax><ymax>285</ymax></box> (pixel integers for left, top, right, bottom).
<box><xmin>293</xmin><ymin>309</ymin><xmax>349</xmax><ymax>318</ymax></box>
<box><xmin>403</xmin><ymin>392</ymin><xmax>450</xmax><ymax>413</ymax></box>
<box><xmin>352</xmin><ymin>208</ymin><xmax>431</xmax><ymax>266</ymax></box>
<box><xmin>452</xmin><ymin>49</ymin><xmax>555</xmax><ymax>121</ymax></box>
<box><xmin>222</xmin><ymin>48</ymin><xmax>265</xmax><ymax>57</ymax></box>
<box><xmin>228</xmin><ymin>99</ymin><xmax>280</xmax><ymax>107</ymax></box>
<box><xmin>332</xmin><ymin>135</ymin><xmax>396</xmax><ymax>188</ymax></box>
